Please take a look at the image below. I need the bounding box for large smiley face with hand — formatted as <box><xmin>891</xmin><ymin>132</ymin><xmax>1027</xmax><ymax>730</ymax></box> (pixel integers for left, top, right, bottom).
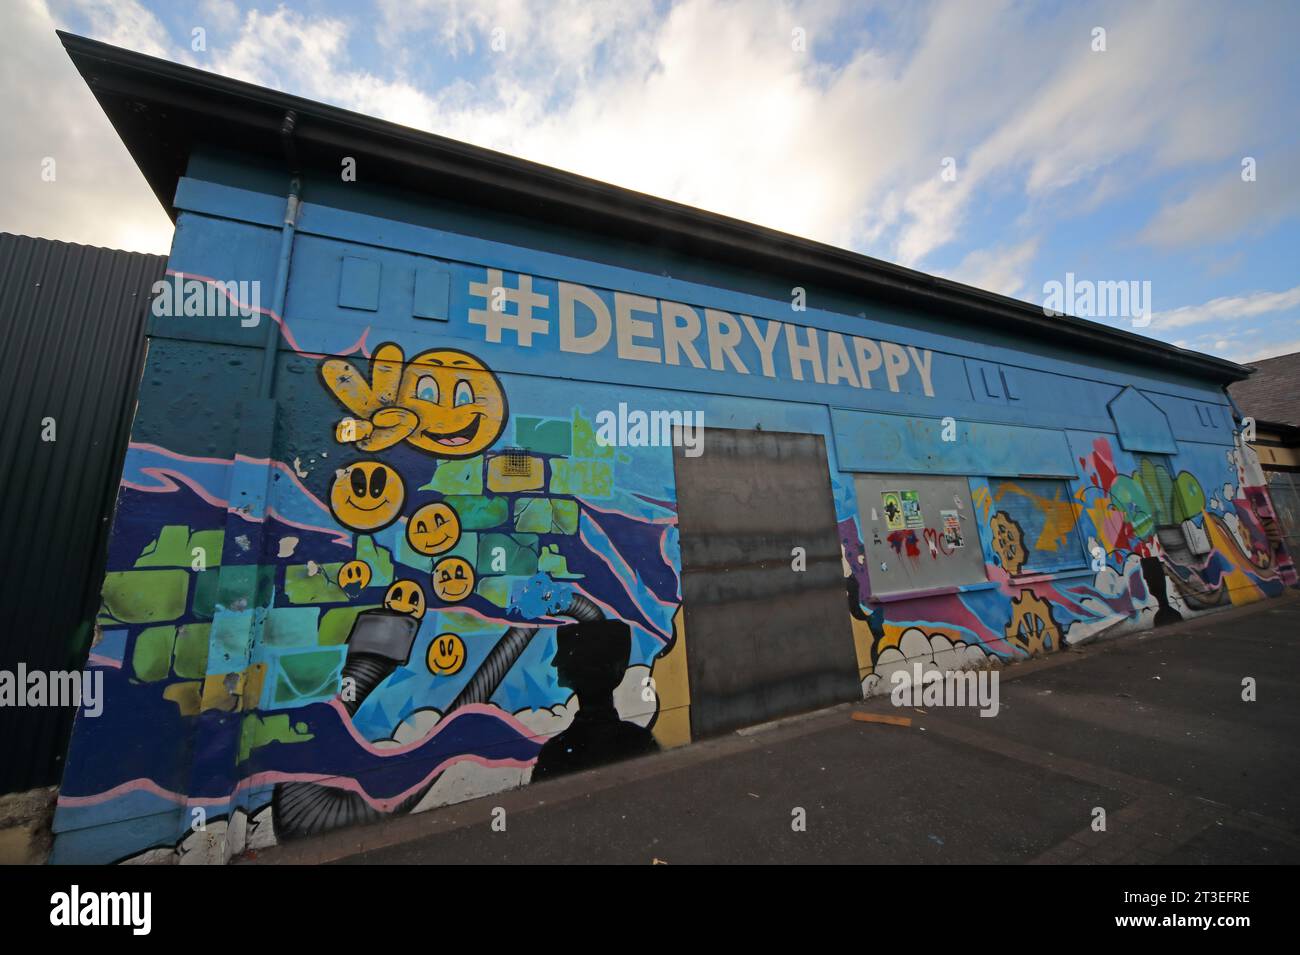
<box><xmin>397</xmin><ymin>349</ymin><xmax>507</xmax><ymax>457</ymax></box>
<box><xmin>321</xmin><ymin>344</ymin><xmax>508</xmax><ymax>459</ymax></box>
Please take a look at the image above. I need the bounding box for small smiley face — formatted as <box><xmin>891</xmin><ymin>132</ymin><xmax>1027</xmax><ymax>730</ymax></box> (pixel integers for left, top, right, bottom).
<box><xmin>383</xmin><ymin>580</ymin><xmax>427</xmax><ymax>619</ymax></box>
<box><xmin>330</xmin><ymin>461</ymin><xmax>404</xmax><ymax>531</ymax></box>
<box><xmin>338</xmin><ymin>559</ymin><xmax>372</xmax><ymax>596</ymax></box>
<box><xmin>427</xmin><ymin>633</ymin><xmax>466</xmax><ymax>676</ymax></box>
<box><xmin>431</xmin><ymin>556</ymin><xmax>475</xmax><ymax>603</ymax></box>
<box><xmin>407</xmin><ymin>502</ymin><xmax>461</xmax><ymax>556</ymax></box>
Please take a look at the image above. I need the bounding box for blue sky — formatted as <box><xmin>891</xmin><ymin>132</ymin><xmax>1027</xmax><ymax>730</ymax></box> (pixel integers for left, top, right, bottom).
<box><xmin>4</xmin><ymin>0</ymin><xmax>1298</xmax><ymax>364</ymax></box>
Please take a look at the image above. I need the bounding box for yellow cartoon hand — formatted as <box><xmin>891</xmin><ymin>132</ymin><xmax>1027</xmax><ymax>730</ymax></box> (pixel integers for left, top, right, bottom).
<box><xmin>321</xmin><ymin>343</ymin><xmax>418</xmax><ymax>451</ymax></box>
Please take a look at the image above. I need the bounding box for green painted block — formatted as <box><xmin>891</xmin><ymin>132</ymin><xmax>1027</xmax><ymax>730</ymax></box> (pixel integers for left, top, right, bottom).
<box><xmin>444</xmin><ymin>495</ymin><xmax>509</xmax><ymax>530</ymax></box>
<box><xmin>192</xmin><ymin>570</ymin><xmax>219</xmax><ymax>620</ymax></box>
<box><xmin>475</xmin><ymin>576</ymin><xmax>516</xmax><ymax>608</ymax></box>
<box><xmin>513</xmin><ymin>497</ymin><xmax>554</xmax><ymax>534</ymax></box>
<box><xmin>271</xmin><ymin>648</ymin><xmax>345</xmax><ymax>705</ymax></box>
<box><xmin>135</xmin><ymin>525</ymin><xmax>193</xmax><ymax>567</ymax></box>
<box><xmin>516</xmin><ymin>417</ymin><xmax>572</xmax><ymax>456</ymax></box>
<box><xmin>477</xmin><ymin>533</ymin><xmax>539</xmax><ymax>576</ymax></box>
<box><xmin>284</xmin><ymin>563</ymin><xmax>347</xmax><ymax>604</ymax></box>
<box><xmin>447</xmin><ymin>531</ymin><xmax>478</xmax><ymax>564</ymax></box>
<box><xmin>189</xmin><ymin>530</ymin><xmax>224</xmax><ymax>568</ymax></box>
<box><xmin>264</xmin><ymin>606</ymin><xmax>321</xmax><ymax>648</ymax></box>
<box><xmin>549</xmin><ymin>459</ymin><xmax>613</xmax><ymax>498</ymax></box>
<box><xmin>216</xmin><ymin>564</ymin><xmax>276</xmax><ymax>610</ymax></box>
<box><xmin>354</xmin><ymin>536</ymin><xmax>394</xmax><ymax>587</ymax></box>
<box><xmin>131</xmin><ymin>626</ymin><xmax>176</xmax><ymax>682</ymax></box>
<box><xmin>173</xmin><ymin>623</ymin><xmax>211</xmax><ymax>679</ymax></box>
<box><xmin>433</xmin><ymin>610</ymin><xmax>502</xmax><ymax>635</ymax></box>
<box><xmin>572</xmin><ymin>411</ymin><xmax>614</xmax><ymax>459</ymax></box>
<box><xmin>317</xmin><ymin>605</ymin><xmax>381</xmax><ymax>646</ymax></box>
<box><xmin>102</xmin><ymin>570</ymin><xmax>189</xmax><ymax>623</ymax></box>
<box><xmin>209</xmin><ymin>610</ymin><xmax>254</xmax><ymax>673</ymax></box>
<box><xmin>551</xmin><ymin>499</ymin><xmax>579</xmax><ymax>534</ymax></box>
<box><xmin>238</xmin><ymin>713</ymin><xmax>314</xmax><ymax>763</ymax></box>
<box><xmin>423</xmin><ymin>456</ymin><xmax>484</xmax><ymax>494</ymax></box>
<box><xmin>218</xmin><ymin>564</ymin><xmax>257</xmax><ymax>607</ymax></box>
<box><xmin>538</xmin><ymin>544</ymin><xmax>584</xmax><ymax>579</ymax></box>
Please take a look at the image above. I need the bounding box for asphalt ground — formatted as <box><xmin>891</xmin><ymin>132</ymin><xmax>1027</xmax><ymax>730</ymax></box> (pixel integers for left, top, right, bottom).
<box><xmin>245</xmin><ymin>591</ymin><xmax>1300</xmax><ymax>865</ymax></box>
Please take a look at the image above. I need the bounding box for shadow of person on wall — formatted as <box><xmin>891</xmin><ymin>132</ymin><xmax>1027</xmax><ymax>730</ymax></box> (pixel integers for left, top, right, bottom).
<box><xmin>531</xmin><ymin>619</ymin><xmax>658</xmax><ymax>781</ymax></box>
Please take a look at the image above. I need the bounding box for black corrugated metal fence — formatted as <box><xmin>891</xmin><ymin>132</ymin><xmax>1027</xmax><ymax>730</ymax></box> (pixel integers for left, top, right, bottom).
<box><xmin>0</xmin><ymin>233</ymin><xmax>164</xmax><ymax>794</ymax></box>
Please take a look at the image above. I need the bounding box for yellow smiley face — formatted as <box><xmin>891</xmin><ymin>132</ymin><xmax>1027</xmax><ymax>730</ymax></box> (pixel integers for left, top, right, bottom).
<box><xmin>407</xmin><ymin>502</ymin><xmax>461</xmax><ymax>556</ymax></box>
<box><xmin>330</xmin><ymin>461</ymin><xmax>404</xmax><ymax>531</ymax></box>
<box><xmin>398</xmin><ymin>350</ymin><xmax>508</xmax><ymax>458</ymax></box>
<box><xmin>431</xmin><ymin>556</ymin><xmax>475</xmax><ymax>603</ymax></box>
<box><xmin>427</xmin><ymin>633</ymin><xmax>466</xmax><ymax>676</ymax></box>
<box><xmin>383</xmin><ymin>579</ymin><xmax>427</xmax><ymax>619</ymax></box>
<box><xmin>338</xmin><ymin>559</ymin><xmax>372</xmax><ymax>596</ymax></box>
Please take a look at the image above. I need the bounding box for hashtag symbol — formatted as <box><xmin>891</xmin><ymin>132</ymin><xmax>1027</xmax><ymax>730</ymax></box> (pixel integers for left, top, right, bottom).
<box><xmin>468</xmin><ymin>268</ymin><xmax>550</xmax><ymax>346</ymax></box>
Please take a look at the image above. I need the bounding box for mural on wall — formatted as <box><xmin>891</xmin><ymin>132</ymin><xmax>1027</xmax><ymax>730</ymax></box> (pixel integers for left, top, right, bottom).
<box><xmin>54</xmin><ymin>329</ymin><xmax>688</xmax><ymax>863</ymax></box>
<box><xmin>52</xmin><ymin>257</ymin><xmax>1297</xmax><ymax>865</ymax></box>
<box><xmin>849</xmin><ymin>431</ymin><xmax>1295</xmax><ymax>697</ymax></box>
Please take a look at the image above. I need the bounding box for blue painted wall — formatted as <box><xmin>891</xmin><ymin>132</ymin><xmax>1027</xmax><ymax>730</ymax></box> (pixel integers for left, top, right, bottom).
<box><xmin>50</xmin><ymin>148</ymin><xmax>1295</xmax><ymax>864</ymax></box>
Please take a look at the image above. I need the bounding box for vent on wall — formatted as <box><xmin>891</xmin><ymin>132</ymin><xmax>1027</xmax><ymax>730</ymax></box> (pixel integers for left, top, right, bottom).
<box><xmin>500</xmin><ymin>448</ymin><xmax>532</xmax><ymax>476</ymax></box>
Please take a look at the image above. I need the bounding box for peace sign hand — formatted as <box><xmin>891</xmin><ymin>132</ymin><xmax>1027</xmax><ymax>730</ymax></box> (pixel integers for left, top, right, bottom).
<box><xmin>320</xmin><ymin>343</ymin><xmax>419</xmax><ymax>451</ymax></box>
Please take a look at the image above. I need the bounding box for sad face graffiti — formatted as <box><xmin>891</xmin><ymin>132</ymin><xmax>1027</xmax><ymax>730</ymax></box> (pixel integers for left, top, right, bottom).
<box><xmin>338</xmin><ymin>559</ymin><xmax>372</xmax><ymax>596</ymax></box>
<box><xmin>321</xmin><ymin>343</ymin><xmax>508</xmax><ymax>458</ymax></box>
<box><xmin>329</xmin><ymin>462</ymin><xmax>404</xmax><ymax>531</ymax></box>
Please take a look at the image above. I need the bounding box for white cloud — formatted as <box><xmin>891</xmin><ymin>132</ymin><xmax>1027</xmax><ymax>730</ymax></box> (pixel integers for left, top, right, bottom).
<box><xmin>940</xmin><ymin>237</ymin><xmax>1040</xmax><ymax>298</ymax></box>
<box><xmin>6</xmin><ymin>0</ymin><xmax>1298</xmax><ymax>337</ymax></box>
<box><xmin>1151</xmin><ymin>284</ymin><xmax>1300</xmax><ymax>331</ymax></box>
<box><xmin>863</xmin><ymin>627</ymin><xmax>998</xmax><ymax>697</ymax></box>
<box><xmin>70</xmin><ymin>0</ymin><xmax>172</xmax><ymax>57</ymax></box>
<box><xmin>0</xmin><ymin>0</ymin><xmax>175</xmax><ymax>252</ymax></box>
<box><xmin>1221</xmin><ymin>337</ymin><xmax>1300</xmax><ymax>365</ymax></box>
<box><xmin>199</xmin><ymin>0</ymin><xmax>242</xmax><ymax>33</ymax></box>
<box><xmin>1138</xmin><ymin>150</ymin><xmax>1300</xmax><ymax>248</ymax></box>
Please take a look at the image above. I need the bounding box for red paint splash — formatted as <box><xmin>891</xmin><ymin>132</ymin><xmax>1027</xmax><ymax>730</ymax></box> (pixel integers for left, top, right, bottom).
<box><xmin>887</xmin><ymin>530</ymin><xmax>920</xmax><ymax>558</ymax></box>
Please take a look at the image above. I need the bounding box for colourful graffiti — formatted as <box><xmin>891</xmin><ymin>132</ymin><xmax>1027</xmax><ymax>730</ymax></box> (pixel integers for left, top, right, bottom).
<box><xmin>848</xmin><ymin>431</ymin><xmax>1295</xmax><ymax>698</ymax></box>
<box><xmin>52</xmin><ymin>268</ymin><xmax>1297</xmax><ymax>864</ymax></box>
<box><xmin>321</xmin><ymin>344</ymin><xmax>509</xmax><ymax>457</ymax></box>
<box><xmin>54</xmin><ymin>337</ymin><xmax>687</xmax><ymax>863</ymax></box>
<box><xmin>989</xmin><ymin>511</ymin><xmax>1027</xmax><ymax>575</ymax></box>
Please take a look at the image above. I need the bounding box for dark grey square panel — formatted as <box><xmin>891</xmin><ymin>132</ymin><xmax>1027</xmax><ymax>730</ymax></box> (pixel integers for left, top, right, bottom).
<box><xmin>673</xmin><ymin>428</ymin><xmax>860</xmax><ymax>738</ymax></box>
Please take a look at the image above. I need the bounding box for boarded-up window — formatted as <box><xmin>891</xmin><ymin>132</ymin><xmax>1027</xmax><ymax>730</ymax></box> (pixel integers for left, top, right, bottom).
<box><xmin>985</xmin><ymin>477</ymin><xmax>1087</xmax><ymax>575</ymax></box>
<box><xmin>854</xmin><ymin>474</ymin><xmax>988</xmax><ymax>595</ymax></box>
